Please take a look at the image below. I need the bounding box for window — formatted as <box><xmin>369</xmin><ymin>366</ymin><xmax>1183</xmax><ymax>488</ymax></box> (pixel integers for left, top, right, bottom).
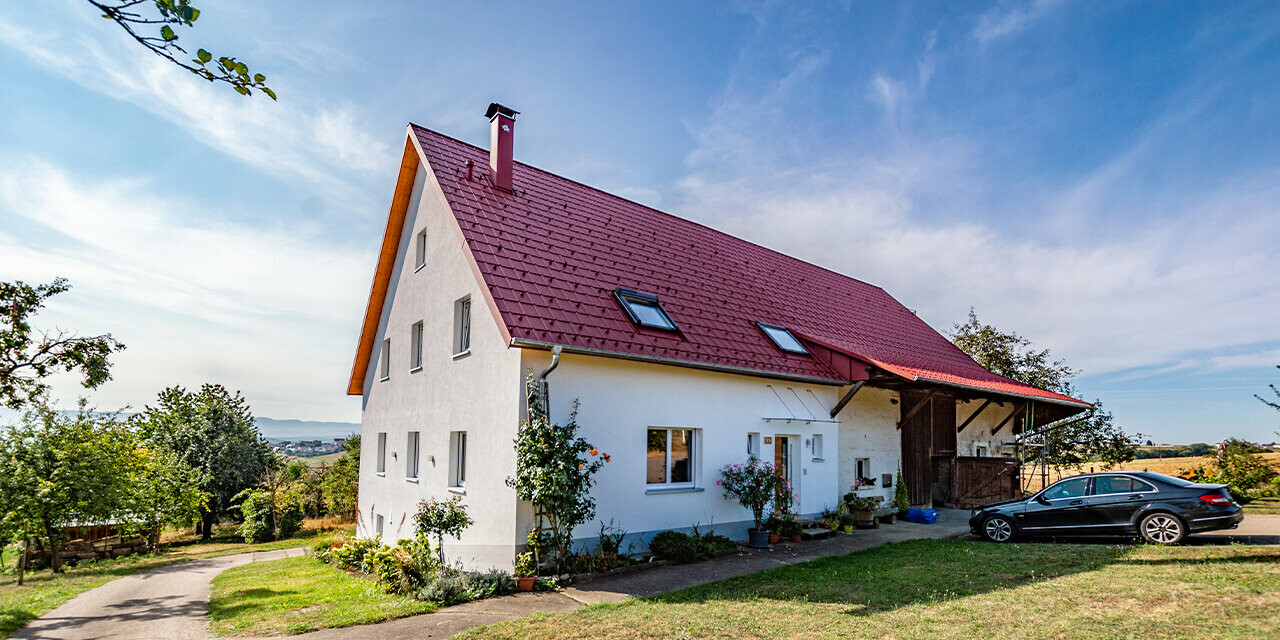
<box><xmin>1094</xmin><ymin>475</ymin><xmax>1154</xmax><ymax>495</ymax></box>
<box><xmin>414</xmin><ymin>229</ymin><xmax>428</xmax><ymax>270</ymax></box>
<box><xmin>811</xmin><ymin>434</ymin><xmax>824</xmax><ymax>459</ymax></box>
<box><xmin>747</xmin><ymin>432</ymin><xmax>760</xmax><ymax>458</ymax></box>
<box><xmin>449</xmin><ymin>431</ymin><xmax>467</xmax><ymax>487</ymax></box>
<box><xmin>410</xmin><ymin>321</ymin><xmax>424</xmax><ymax>370</ymax></box>
<box><xmin>855</xmin><ymin>458</ymin><xmax>871</xmax><ymax>483</ymax></box>
<box><xmin>646</xmin><ymin>428</ymin><xmax>695</xmax><ymax>486</ymax></box>
<box><xmin>454</xmin><ymin>297</ymin><xmax>472</xmax><ymax>355</ymax></box>
<box><xmin>380</xmin><ymin>338</ymin><xmax>391</xmax><ymax>380</ymax></box>
<box><xmin>406</xmin><ymin>431</ymin><xmax>420</xmax><ymax>479</ymax></box>
<box><xmin>376</xmin><ymin>432</ymin><xmax>387</xmax><ymax>474</ymax></box>
<box><xmin>975</xmin><ymin>445</ymin><xmax>988</xmax><ymax>457</ymax></box>
<box><xmin>1042</xmin><ymin>477</ymin><xmax>1091</xmax><ymax>500</ymax></box>
<box><xmin>375</xmin><ymin>514</ymin><xmax>384</xmax><ymax>538</ymax></box>
<box><xmin>614</xmin><ymin>288</ymin><xmax>677</xmax><ymax>331</ymax></box>
<box><xmin>757</xmin><ymin>322</ymin><xmax>808</xmax><ymax>354</ymax></box>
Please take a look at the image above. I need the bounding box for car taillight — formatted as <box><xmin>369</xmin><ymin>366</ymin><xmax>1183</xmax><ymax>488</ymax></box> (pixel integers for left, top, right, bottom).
<box><xmin>1200</xmin><ymin>494</ymin><xmax>1231</xmax><ymax>506</ymax></box>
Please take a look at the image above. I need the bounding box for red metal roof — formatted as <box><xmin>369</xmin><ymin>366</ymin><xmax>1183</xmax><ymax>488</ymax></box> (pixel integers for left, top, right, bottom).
<box><xmin>405</xmin><ymin>124</ymin><xmax>1087</xmax><ymax>407</ymax></box>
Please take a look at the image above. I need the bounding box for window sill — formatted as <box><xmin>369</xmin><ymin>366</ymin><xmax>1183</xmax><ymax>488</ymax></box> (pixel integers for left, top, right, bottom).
<box><xmin>409</xmin><ymin>366</ymin><xmax>423</xmax><ymax>373</ymax></box>
<box><xmin>447</xmin><ymin>486</ymin><xmax>467</xmax><ymax>495</ymax></box>
<box><xmin>644</xmin><ymin>486</ymin><xmax>703</xmax><ymax>495</ymax></box>
<box><xmin>375</xmin><ymin>472</ymin><xmax>385</xmax><ymax>477</ymax></box>
<box><xmin>405</xmin><ymin>477</ymin><xmax>419</xmax><ymax>483</ymax></box>
<box><xmin>414</xmin><ymin>262</ymin><xmax>427</xmax><ymax>273</ymax></box>
<box><xmin>379</xmin><ymin>376</ymin><xmax>390</xmax><ymax>382</ymax></box>
<box><xmin>811</xmin><ymin>457</ymin><xmax>825</xmax><ymax>463</ymax></box>
<box><xmin>452</xmin><ymin>350</ymin><xmax>471</xmax><ymax>360</ymax></box>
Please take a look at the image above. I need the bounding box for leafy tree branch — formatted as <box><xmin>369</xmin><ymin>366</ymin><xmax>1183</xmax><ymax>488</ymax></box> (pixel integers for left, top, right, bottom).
<box><xmin>88</xmin><ymin>0</ymin><xmax>276</xmax><ymax>99</ymax></box>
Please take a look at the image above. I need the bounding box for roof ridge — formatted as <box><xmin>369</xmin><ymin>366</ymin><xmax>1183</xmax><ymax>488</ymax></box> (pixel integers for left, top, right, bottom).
<box><xmin>407</xmin><ymin>122</ymin><xmax>888</xmax><ymax>294</ymax></box>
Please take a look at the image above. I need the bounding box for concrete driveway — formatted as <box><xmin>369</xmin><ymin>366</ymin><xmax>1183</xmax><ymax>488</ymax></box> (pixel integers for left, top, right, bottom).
<box><xmin>10</xmin><ymin>548</ymin><xmax>304</xmax><ymax>640</ymax></box>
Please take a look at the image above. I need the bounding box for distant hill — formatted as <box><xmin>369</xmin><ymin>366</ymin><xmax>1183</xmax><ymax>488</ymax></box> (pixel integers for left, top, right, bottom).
<box><xmin>255</xmin><ymin>417</ymin><xmax>360</xmax><ymax>443</ymax></box>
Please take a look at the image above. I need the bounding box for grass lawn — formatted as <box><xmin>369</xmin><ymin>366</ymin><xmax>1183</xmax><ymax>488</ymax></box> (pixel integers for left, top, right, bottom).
<box><xmin>459</xmin><ymin>540</ymin><xmax>1279</xmax><ymax>640</ymax></box>
<box><xmin>0</xmin><ymin>524</ymin><xmax>351</xmax><ymax>638</ymax></box>
<box><xmin>208</xmin><ymin>556</ymin><xmax>436</xmax><ymax>636</ymax></box>
<box><xmin>1243</xmin><ymin>497</ymin><xmax>1280</xmax><ymax>514</ymax></box>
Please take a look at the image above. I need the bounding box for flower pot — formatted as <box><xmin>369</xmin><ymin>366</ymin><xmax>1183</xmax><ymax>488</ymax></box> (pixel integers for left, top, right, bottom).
<box><xmin>748</xmin><ymin>528</ymin><xmax>771</xmax><ymax>549</ymax></box>
<box><xmin>841</xmin><ymin>524</ymin><xmax>854</xmax><ymax>534</ymax></box>
<box><xmin>517</xmin><ymin>577</ymin><xmax>536</xmax><ymax>591</ymax></box>
<box><xmin>769</xmin><ymin>533</ymin><xmax>781</xmax><ymax>544</ymax></box>
<box><xmin>790</xmin><ymin>534</ymin><xmax>802</xmax><ymax>542</ymax></box>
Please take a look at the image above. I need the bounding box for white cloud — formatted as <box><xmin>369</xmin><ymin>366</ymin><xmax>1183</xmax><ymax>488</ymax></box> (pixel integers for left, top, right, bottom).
<box><xmin>0</xmin><ymin>2</ymin><xmax>391</xmax><ymax>212</ymax></box>
<box><xmin>0</xmin><ymin>156</ymin><xmax>368</xmax><ymax>421</ymax></box>
<box><xmin>973</xmin><ymin>0</ymin><xmax>1066</xmax><ymax>44</ymax></box>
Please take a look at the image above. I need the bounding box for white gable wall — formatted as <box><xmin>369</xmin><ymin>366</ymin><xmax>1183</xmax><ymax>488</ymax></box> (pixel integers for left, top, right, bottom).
<box><xmin>357</xmin><ymin>164</ymin><xmax>524</xmax><ymax>570</ymax></box>
<box><xmin>836</xmin><ymin>386</ymin><xmax>903</xmax><ymax>505</ymax></box>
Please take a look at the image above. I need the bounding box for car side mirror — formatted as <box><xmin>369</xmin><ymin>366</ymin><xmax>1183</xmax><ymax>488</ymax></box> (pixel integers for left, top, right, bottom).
<box><xmin>1035</xmin><ymin>495</ymin><xmax>1050</xmax><ymax>505</ymax></box>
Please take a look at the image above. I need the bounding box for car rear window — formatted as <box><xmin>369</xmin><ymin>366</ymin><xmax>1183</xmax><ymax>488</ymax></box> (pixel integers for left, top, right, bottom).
<box><xmin>1142</xmin><ymin>472</ymin><xmax>1197</xmax><ymax>487</ymax></box>
<box><xmin>1094</xmin><ymin>476</ymin><xmax>1134</xmax><ymax>494</ymax></box>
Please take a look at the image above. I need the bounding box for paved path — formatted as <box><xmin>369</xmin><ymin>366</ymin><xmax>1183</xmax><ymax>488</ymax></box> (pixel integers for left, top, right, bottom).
<box><xmin>11</xmin><ymin>548</ymin><xmax>305</xmax><ymax>640</ymax></box>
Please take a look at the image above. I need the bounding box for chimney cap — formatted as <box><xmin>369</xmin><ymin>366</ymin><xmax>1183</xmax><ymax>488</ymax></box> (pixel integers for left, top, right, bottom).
<box><xmin>485</xmin><ymin>103</ymin><xmax>519</xmax><ymax>120</ymax></box>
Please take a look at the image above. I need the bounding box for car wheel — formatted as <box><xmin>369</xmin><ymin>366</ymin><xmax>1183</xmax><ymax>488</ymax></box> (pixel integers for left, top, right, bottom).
<box><xmin>982</xmin><ymin>515</ymin><xmax>1016</xmax><ymax>543</ymax></box>
<box><xmin>1138</xmin><ymin>513</ymin><xmax>1185</xmax><ymax>545</ymax></box>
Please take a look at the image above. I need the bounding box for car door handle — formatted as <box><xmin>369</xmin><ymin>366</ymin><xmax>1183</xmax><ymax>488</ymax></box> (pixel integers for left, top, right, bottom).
<box><xmin>1127</xmin><ymin>495</ymin><xmax>1144</xmax><ymax>500</ymax></box>
<box><xmin>1069</xmin><ymin>500</ymin><xmax>1084</xmax><ymax>505</ymax></box>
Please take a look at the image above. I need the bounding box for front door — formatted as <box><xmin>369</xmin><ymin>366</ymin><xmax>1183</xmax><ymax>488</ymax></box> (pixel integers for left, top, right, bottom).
<box><xmin>774</xmin><ymin>436</ymin><xmax>796</xmax><ymax>513</ymax></box>
<box><xmin>1017</xmin><ymin>476</ymin><xmax>1092</xmax><ymax>533</ymax></box>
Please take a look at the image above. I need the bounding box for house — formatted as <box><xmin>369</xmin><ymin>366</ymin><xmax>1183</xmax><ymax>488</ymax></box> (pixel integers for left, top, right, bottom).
<box><xmin>348</xmin><ymin>103</ymin><xmax>1089</xmax><ymax>570</ymax></box>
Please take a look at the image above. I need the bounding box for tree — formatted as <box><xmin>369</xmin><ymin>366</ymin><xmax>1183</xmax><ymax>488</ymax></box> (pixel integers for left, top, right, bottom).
<box><xmin>321</xmin><ymin>435</ymin><xmax>359</xmax><ymax>519</ymax></box>
<box><xmin>121</xmin><ymin>445</ymin><xmax>207</xmax><ymax>551</ymax></box>
<box><xmin>283</xmin><ymin>459</ymin><xmax>325</xmax><ymax>519</ymax></box>
<box><xmin>87</xmin><ymin>0</ymin><xmax>276</xmax><ymax>99</ymax></box>
<box><xmin>1</xmin><ymin>278</ymin><xmax>125</xmax><ymax>410</ymax></box>
<box><xmin>1257</xmin><ymin>365</ymin><xmax>1280</xmax><ymax>413</ymax></box>
<box><xmin>0</xmin><ymin>399</ymin><xmax>136</xmax><ymax>572</ymax></box>
<box><xmin>236</xmin><ymin>454</ymin><xmax>303</xmax><ymax>543</ymax></box>
<box><xmin>950</xmin><ymin>309</ymin><xmax>1138</xmax><ymax>470</ymax></box>
<box><xmin>412</xmin><ymin>495</ymin><xmax>473</xmax><ymax>565</ymax></box>
<box><xmin>506</xmin><ymin>375</ymin><xmax>608</xmax><ymax>571</ymax></box>
<box><xmin>134</xmin><ymin>384</ymin><xmax>272</xmax><ymax>539</ymax></box>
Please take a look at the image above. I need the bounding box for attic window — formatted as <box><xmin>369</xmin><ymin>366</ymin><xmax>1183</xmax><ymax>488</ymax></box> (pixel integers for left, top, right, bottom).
<box><xmin>614</xmin><ymin>288</ymin><xmax>677</xmax><ymax>331</ymax></box>
<box><xmin>758</xmin><ymin>322</ymin><xmax>808</xmax><ymax>354</ymax></box>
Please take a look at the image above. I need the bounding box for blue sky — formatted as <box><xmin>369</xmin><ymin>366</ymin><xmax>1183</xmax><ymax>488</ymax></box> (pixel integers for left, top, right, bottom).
<box><xmin>1</xmin><ymin>0</ymin><xmax>1278</xmax><ymax>443</ymax></box>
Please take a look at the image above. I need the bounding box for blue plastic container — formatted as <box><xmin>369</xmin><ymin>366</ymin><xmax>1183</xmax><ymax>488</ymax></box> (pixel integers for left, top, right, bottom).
<box><xmin>904</xmin><ymin>507</ymin><xmax>938</xmax><ymax>524</ymax></box>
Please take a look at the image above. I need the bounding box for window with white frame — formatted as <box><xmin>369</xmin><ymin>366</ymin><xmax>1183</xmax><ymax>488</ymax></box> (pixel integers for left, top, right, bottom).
<box><xmin>414</xmin><ymin>229</ymin><xmax>428</xmax><ymax>270</ymax></box>
<box><xmin>854</xmin><ymin>458</ymin><xmax>871</xmax><ymax>484</ymax></box>
<box><xmin>811</xmin><ymin>434</ymin><xmax>824</xmax><ymax>460</ymax></box>
<box><xmin>380</xmin><ymin>338</ymin><xmax>391</xmax><ymax>380</ymax></box>
<box><xmin>375</xmin><ymin>514</ymin><xmax>384</xmax><ymax>538</ymax></box>
<box><xmin>647</xmin><ymin>428</ymin><xmax>696</xmax><ymax>487</ymax></box>
<box><xmin>449</xmin><ymin>431</ymin><xmax>467</xmax><ymax>487</ymax></box>
<box><xmin>406</xmin><ymin>431</ymin><xmax>420</xmax><ymax>479</ymax></box>
<box><xmin>747</xmin><ymin>432</ymin><xmax>761</xmax><ymax>458</ymax></box>
<box><xmin>454</xmin><ymin>297</ymin><xmax>472</xmax><ymax>355</ymax></box>
<box><xmin>376</xmin><ymin>432</ymin><xmax>387</xmax><ymax>474</ymax></box>
<box><xmin>410</xmin><ymin>321</ymin><xmax>424</xmax><ymax>370</ymax></box>
<box><xmin>975</xmin><ymin>445</ymin><xmax>988</xmax><ymax>457</ymax></box>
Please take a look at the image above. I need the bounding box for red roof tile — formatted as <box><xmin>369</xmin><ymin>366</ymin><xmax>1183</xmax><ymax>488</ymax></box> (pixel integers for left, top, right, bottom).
<box><xmin>405</xmin><ymin>124</ymin><xmax>1086</xmax><ymax>407</ymax></box>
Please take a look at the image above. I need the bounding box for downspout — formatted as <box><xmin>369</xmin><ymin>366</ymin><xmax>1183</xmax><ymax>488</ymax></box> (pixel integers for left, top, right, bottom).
<box><xmin>536</xmin><ymin>345</ymin><xmax>562</xmax><ymax>420</ymax></box>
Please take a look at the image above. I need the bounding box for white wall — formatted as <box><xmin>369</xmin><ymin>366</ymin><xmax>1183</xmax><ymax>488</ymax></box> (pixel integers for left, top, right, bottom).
<box><xmin>956</xmin><ymin>400</ymin><xmax>1022</xmax><ymax>457</ymax></box>
<box><xmin>836</xmin><ymin>386</ymin><xmax>902</xmax><ymax>505</ymax></box>
<box><xmin>357</xmin><ymin>164</ymin><xmax>524</xmax><ymax>570</ymax></box>
<box><xmin>521</xmin><ymin>350</ymin><xmax>844</xmax><ymax>548</ymax></box>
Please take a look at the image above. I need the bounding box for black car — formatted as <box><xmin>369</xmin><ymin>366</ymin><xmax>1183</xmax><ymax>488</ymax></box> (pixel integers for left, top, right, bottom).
<box><xmin>968</xmin><ymin>471</ymin><xmax>1243</xmax><ymax>545</ymax></box>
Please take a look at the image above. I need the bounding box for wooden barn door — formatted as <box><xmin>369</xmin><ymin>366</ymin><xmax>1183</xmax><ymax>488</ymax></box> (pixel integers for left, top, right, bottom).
<box><xmin>899</xmin><ymin>391</ymin><xmax>932</xmax><ymax>506</ymax></box>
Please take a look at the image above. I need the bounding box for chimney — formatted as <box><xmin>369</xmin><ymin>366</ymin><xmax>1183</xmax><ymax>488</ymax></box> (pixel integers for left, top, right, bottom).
<box><xmin>485</xmin><ymin>103</ymin><xmax>518</xmax><ymax>192</ymax></box>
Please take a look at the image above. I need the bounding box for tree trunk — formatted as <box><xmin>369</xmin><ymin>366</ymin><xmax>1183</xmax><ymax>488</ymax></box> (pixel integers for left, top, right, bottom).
<box><xmin>43</xmin><ymin>521</ymin><xmax>61</xmax><ymax>574</ymax></box>
<box><xmin>200</xmin><ymin>510</ymin><xmax>215</xmax><ymax>541</ymax></box>
<box><xmin>17</xmin><ymin>539</ymin><xmax>26</xmax><ymax>586</ymax></box>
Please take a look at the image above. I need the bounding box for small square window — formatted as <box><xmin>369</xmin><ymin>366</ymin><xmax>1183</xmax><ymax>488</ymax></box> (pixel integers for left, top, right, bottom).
<box><xmin>414</xmin><ymin>229</ymin><xmax>428</xmax><ymax>270</ymax></box>
<box><xmin>380</xmin><ymin>338</ymin><xmax>391</xmax><ymax>380</ymax></box>
<box><xmin>454</xmin><ymin>297</ymin><xmax>472</xmax><ymax>355</ymax></box>
<box><xmin>410</xmin><ymin>321</ymin><xmax>424</xmax><ymax>370</ymax></box>
<box><xmin>614</xmin><ymin>288</ymin><xmax>677</xmax><ymax>331</ymax></box>
<box><xmin>757</xmin><ymin>323</ymin><xmax>808</xmax><ymax>354</ymax></box>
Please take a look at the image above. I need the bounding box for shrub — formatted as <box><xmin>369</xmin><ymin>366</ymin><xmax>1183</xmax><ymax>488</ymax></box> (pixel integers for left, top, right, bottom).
<box><xmin>364</xmin><ymin>535</ymin><xmax>439</xmax><ymax>595</ymax></box>
<box><xmin>847</xmin><ymin>496</ymin><xmax>882</xmax><ymax>512</ymax></box>
<box><xmin>321</xmin><ymin>536</ymin><xmax>380</xmax><ymax>571</ymax></box>
<box><xmin>514</xmin><ymin>551</ymin><xmax>536</xmax><ymax>577</ymax></box>
<box><xmin>718</xmin><ymin>458</ymin><xmax>782</xmax><ymax>529</ymax></box>
<box><xmin>461</xmin><ymin>569</ymin><xmax>516</xmax><ymax>599</ymax></box>
<box><xmin>893</xmin><ymin>468</ymin><xmax>910</xmax><ymax>512</ymax></box>
<box><xmin>417</xmin><ymin>573</ymin><xmax>470</xmax><ymax>606</ymax></box>
<box><xmin>648</xmin><ymin>527</ymin><xmax>736</xmax><ymax>564</ymax></box>
<box><xmin>414</xmin><ymin>569</ymin><xmax>516</xmax><ymax>605</ymax></box>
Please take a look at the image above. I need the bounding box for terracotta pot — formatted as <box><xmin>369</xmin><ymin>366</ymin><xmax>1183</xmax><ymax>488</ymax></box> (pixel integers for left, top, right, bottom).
<box><xmin>517</xmin><ymin>576</ymin><xmax>536</xmax><ymax>591</ymax></box>
<box><xmin>769</xmin><ymin>533</ymin><xmax>781</xmax><ymax>544</ymax></box>
<box><xmin>790</xmin><ymin>534</ymin><xmax>802</xmax><ymax>542</ymax></box>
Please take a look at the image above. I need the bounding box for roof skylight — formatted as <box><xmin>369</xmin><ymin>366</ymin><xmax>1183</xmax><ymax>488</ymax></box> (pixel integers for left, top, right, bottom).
<box><xmin>758</xmin><ymin>322</ymin><xmax>808</xmax><ymax>354</ymax></box>
<box><xmin>614</xmin><ymin>288</ymin><xmax>677</xmax><ymax>331</ymax></box>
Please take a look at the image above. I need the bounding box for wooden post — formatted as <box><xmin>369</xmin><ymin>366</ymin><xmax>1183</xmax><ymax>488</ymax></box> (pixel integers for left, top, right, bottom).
<box><xmin>829</xmin><ymin>381</ymin><xmax>865</xmax><ymax>419</ymax></box>
<box><xmin>17</xmin><ymin>539</ymin><xmax>26</xmax><ymax>586</ymax></box>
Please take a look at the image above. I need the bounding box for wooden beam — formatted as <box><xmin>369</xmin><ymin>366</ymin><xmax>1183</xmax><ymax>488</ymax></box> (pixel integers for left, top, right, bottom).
<box><xmin>896</xmin><ymin>389</ymin><xmax>938</xmax><ymax>430</ymax></box>
<box><xmin>990</xmin><ymin>402</ymin><xmax>1027</xmax><ymax>436</ymax></box>
<box><xmin>956</xmin><ymin>399</ymin><xmax>993</xmax><ymax>433</ymax></box>
<box><xmin>829</xmin><ymin>380</ymin><xmax>866</xmax><ymax>418</ymax></box>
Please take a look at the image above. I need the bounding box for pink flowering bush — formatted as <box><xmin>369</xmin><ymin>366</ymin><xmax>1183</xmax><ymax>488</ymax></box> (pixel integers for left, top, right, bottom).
<box><xmin>718</xmin><ymin>458</ymin><xmax>783</xmax><ymax>530</ymax></box>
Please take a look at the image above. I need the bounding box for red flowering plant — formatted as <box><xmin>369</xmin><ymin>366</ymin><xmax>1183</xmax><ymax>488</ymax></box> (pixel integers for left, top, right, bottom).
<box><xmin>717</xmin><ymin>458</ymin><xmax>782</xmax><ymax>531</ymax></box>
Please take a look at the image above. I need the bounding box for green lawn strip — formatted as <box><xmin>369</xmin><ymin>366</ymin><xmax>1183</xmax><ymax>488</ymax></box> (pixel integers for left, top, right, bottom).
<box><xmin>457</xmin><ymin>539</ymin><xmax>1280</xmax><ymax>640</ymax></box>
<box><xmin>208</xmin><ymin>556</ymin><xmax>436</xmax><ymax>636</ymax></box>
<box><xmin>0</xmin><ymin>528</ymin><xmax>350</xmax><ymax>638</ymax></box>
<box><xmin>1242</xmin><ymin>497</ymin><xmax>1280</xmax><ymax>515</ymax></box>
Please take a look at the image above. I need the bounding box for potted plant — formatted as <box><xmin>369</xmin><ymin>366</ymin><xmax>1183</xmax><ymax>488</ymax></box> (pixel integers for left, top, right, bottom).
<box><xmin>514</xmin><ymin>551</ymin><xmax>536</xmax><ymax>591</ymax></box>
<box><xmin>849</xmin><ymin>496</ymin><xmax>882</xmax><ymax>528</ymax></box>
<box><xmin>893</xmin><ymin>468</ymin><xmax>910</xmax><ymax>516</ymax></box>
<box><xmin>718</xmin><ymin>458</ymin><xmax>782</xmax><ymax>548</ymax></box>
<box><xmin>777</xmin><ymin>514</ymin><xmax>803</xmax><ymax>542</ymax></box>
<box><xmin>764</xmin><ymin>515</ymin><xmax>782</xmax><ymax>544</ymax></box>
<box><xmin>837</xmin><ymin>512</ymin><xmax>855</xmax><ymax>534</ymax></box>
